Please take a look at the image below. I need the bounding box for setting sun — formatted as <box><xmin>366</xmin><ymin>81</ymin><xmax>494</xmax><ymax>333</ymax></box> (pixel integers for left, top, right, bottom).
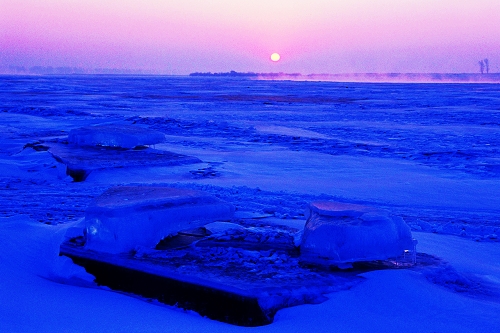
<box><xmin>270</xmin><ymin>53</ymin><xmax>280</xmax><ymax>62</ymax></box>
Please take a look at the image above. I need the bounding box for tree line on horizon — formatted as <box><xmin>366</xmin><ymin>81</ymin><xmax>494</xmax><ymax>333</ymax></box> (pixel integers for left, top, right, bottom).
<box><xmin>189</xmin><ymin>71</ymin><xmax>301</xmax><ymax>77</ymax></box>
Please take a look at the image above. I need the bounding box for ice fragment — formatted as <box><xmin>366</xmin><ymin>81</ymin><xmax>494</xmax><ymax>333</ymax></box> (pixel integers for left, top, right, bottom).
<box><xmin>300</xmin><ymin>201</ymin><xmax>413</xmax><ymax>267</ymax></box>
<box><xmin>84</xmin><ymin>186</ymin><xmax>234</xmax><ymax>253</ymax></box>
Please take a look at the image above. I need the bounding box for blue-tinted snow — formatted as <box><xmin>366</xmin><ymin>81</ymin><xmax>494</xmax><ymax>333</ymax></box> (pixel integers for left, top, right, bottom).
<box><xmin>68</xmin><ymin>124</ymin><xmax>165</xmax><ymax>148</ymax></box>
<box><xmin>3</xmin><ymin>74</ymin><xmax>498</xmax><ymax>236</ymax></box>
<box><xmin>0</xmin><ymin>75</ymin><xmax>499</xmax><ymax>332</ymax></box>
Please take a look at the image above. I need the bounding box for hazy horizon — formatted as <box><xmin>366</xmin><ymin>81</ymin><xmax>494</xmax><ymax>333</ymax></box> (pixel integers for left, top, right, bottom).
<box><xmin>2</xmin><ymin>67</ymin><xmax>500</xmax><ymax>76</ymax></box>
<box><xmin>2</xmin><ymin>1</ymin><xmax>499</xmax><ymax>75</ymax></box>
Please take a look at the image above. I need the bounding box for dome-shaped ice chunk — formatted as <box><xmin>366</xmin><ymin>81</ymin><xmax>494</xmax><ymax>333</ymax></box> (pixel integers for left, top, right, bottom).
<box><xmin>300</xmin><ymin>201</ymin><xmax>413</xmax><ymax>268</ymax></box>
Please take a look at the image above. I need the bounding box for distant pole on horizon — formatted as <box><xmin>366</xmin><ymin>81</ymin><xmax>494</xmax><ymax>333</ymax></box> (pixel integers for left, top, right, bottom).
<box><xmin>484</xmin><ymin>58</ymin><xmax>489</xmax><ymax>74</ymax></box>
<box><xmin>479</xmin><ymin>60</ymin><xmax>485</xmax><ymax>74</ymax></box>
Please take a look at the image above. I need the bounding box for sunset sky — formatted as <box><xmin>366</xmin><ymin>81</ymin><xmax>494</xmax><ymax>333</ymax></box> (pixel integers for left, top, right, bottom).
<box><xmin>1</xmin><ymin>0</ymin><xmax>499</xmax><ymax>74</ymax></box>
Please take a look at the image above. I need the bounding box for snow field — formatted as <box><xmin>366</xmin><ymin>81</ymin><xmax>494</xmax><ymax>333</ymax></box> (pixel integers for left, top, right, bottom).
<box><xmin>0</xmin><ymin>75</ymin><xmax>499</xmax><ymax>332</ymax></box>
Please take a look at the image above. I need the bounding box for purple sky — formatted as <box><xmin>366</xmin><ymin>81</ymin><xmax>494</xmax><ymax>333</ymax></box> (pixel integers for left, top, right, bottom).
<box><xmin>1</xmin><ymin>0</ymin><xmax>499</xmax><ymax>74</ymax></box>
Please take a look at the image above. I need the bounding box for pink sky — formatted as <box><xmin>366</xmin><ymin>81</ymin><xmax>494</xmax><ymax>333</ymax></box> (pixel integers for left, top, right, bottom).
<box><xmin>1</xmin><ymin>0</ymin><xmax>499</xmax><ymax>74</ymax></box>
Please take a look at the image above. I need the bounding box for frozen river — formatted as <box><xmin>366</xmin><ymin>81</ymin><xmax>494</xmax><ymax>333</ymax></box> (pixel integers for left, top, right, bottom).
<box><xmin>1</xmin><ymin>75</ymin><xmax>499</xmax><ymax>235</ymax></box>
<box><xmin>0</xmin><ymin>75</ymin><xmax>499</xmax><ymax>332</ymax></box>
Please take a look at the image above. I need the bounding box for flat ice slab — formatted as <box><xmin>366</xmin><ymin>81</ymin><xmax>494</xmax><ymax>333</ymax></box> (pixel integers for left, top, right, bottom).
<box><xmin>68</xmin><ymin>124</ymin><xmax>165</xmax><ymax>148</ymax></box>
<box><xmin>84</xmin><ymin>186</ymin><xmax>234</xmax><ymax>254</ymax></box>
<box><xmin>301</xmin><ymin>201</ymin><xmax>413</xmax><ymax>267</ymax></box>
<box><xmin>49</xmin><ymin>143</ymin><xmax>201</xmax><ymax>181</ymax></box>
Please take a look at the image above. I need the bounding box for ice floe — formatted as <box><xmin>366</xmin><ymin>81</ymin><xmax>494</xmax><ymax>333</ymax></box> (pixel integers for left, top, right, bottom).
<box><xmin>49</xmin><ymin>143</ymin><xmax>202</xmax><ymax>181</ymax></box>
<box><xmin>300</xmin><ymin>201</ymin><xmax>414</xmax><ymax>268</ymax></box>
<box><xmin>84</xmin><ymin>186</ymin><xmax>234</xmax><ymax>253</ymax></box>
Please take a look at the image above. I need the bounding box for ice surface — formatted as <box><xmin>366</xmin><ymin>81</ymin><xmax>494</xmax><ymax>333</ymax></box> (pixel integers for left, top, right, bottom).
<box><xmin>203</xmin><ymin>221</ymin><xmax>246</xmax><ymax>234</ymax></box>
<box><xmin>68</xmin><ymin>124</ymin><xmax>165</xmax><ymax>148</ymax></box>
<box><xmin>84</xmin><ymin>186</ymin><xmax>234</xmax><ymax>253</ymax></box>
<box><xmin>1</xmin><ymin>76</ymin><xmax>500</xmax><ymax>331</ymax></box>
<box><xmin>48</xmin><ymin>143</ymin><xmax>202</xmax><ymax>181</ymax></box>
<box><xmin>301</xmin><ymin>201</ymin><xmax>414</xmax><ymax>267</ymax></box>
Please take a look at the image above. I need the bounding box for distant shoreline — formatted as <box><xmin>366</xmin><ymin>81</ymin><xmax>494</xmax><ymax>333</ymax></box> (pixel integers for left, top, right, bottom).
<box><xmin>2</xmin><ymin>69</ymin><xmax>500</xmax><ymax>83</ymax></box>
<box><xmin>190</xmin><ymin>71</ymin><xmax>500</xmax><ymax>83</ymax></box>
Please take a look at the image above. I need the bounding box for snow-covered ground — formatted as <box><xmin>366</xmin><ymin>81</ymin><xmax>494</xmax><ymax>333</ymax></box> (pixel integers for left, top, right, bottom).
<box><xmin>0</xmin><ymin>75</ymin><xmax>499</xmax><ymax>332</ymax></box>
